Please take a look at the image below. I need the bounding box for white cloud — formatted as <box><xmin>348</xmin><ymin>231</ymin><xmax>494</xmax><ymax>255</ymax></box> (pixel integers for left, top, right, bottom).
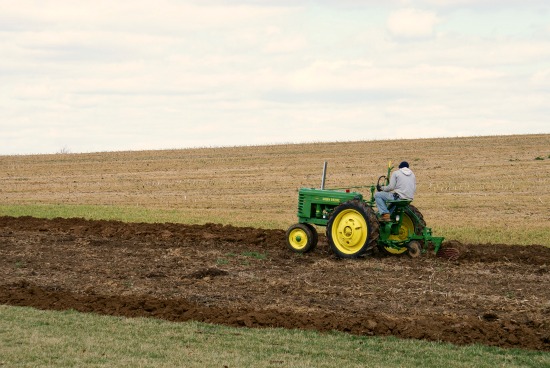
<box><xmin>531</xmin><ymin>69</ymin><xmax>550</xmax><ymax>87</ymax></box>
<box><xmin>279</xmin><ymin>59</ymin><xmax>505</xmax><ymax>94</ymax></box>
<box><xmin>0</xmin><ymin>1</ymin><xmax>548</xmax><ymax>155</ymax></box>
<box><xmin>387</xmin><ymin>8</ymin><xmax>440</xmax><ymax>38</ymax></box>
<box><xmin>263</xmin><ymin>35</ymin><xmax>307</xmax><ymax>54</ymax></box>
<box><xmin>1</xmin><ymin>1</ymin><xmax>292</xmax><ymax>32</ymax></box>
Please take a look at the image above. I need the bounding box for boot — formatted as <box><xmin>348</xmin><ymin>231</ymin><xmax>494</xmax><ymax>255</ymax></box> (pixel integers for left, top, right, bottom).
<box><xmin>380</xmin><ymin>213</ymin><xmax>391</xmax><ymax>222</ymax></box>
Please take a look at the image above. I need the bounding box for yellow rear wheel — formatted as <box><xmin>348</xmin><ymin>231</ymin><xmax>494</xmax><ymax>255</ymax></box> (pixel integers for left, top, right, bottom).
<box><xmin>379</xmin><ymin>213</ymin><xmax>414</xmax><ymax>255</ymax></box>
<box><xmin>378</xmin><ymin>206</ymin><xmax>425</xmax><ymax>256</ymax></box>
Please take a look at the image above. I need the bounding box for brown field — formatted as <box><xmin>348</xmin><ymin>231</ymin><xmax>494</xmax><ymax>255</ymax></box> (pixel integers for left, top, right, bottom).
<box><xmin>1</xmin><ymin>134</ymin><xmax>549</xmax><ymax>351</ymax></box>
<box><xmin>1</xmin><ymin>216</ymin><xmax>549</xmax><ymax>351</ymax></box>
<box><xmin>1</xmin><ymin>134</ymin><xmax>549</xmax><ymax>244</ymax></box>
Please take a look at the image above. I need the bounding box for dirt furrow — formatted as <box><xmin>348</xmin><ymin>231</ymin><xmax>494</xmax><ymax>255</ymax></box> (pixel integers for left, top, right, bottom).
<box><xmin>1</xmin><ymin>216</ymin><xmax>549</xmax><ymax>351</ymax></box>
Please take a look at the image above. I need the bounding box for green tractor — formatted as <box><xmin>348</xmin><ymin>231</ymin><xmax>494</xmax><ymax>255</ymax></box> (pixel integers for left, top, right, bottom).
<box><xmin>286</xmin><ymin>162</ymin><xmax>455</xmax><ymax>259</ymax></box>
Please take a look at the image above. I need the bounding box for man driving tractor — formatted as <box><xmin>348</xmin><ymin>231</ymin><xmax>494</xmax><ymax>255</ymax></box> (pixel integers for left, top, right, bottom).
<box><xmin>285</xmin><ymin>160</ymin><xmax>456</xmax><ymax>259</ymax></box>
<box><xmin>375</xmin><ymin>161</ymin><xmax>416</xmax><ymax>222</ymax></box>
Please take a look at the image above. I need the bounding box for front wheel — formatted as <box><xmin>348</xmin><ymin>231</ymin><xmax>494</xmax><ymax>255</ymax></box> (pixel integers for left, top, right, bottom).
<box><xmin>326</xmin><ymin>200</ymin><xmax>378</xmax><ymax>258</ymax></box>
<box><xmin>286</xmin><ymin>223</ymin><xmax>318</xmax><ymax>253</ymax></box>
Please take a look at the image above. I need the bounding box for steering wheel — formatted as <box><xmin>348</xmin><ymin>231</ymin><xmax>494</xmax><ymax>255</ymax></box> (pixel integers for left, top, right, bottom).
<box><xmin>377</xmin><ymin>175</ymin><xmax>387</xmax><ymax>191</ymax></box>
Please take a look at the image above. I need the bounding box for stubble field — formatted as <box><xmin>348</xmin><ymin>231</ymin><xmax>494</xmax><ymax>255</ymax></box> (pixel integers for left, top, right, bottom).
<box><xmin>1</xmin><ymin>134</ymin><xmax>549</xmax><ymax>356</ymax></box>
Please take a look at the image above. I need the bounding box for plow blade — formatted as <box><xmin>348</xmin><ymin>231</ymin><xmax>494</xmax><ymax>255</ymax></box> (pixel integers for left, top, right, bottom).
<box><xmin>436</xmin><ymin>246</ymin><xmax>460</xmax><ymax>261</ymax></box>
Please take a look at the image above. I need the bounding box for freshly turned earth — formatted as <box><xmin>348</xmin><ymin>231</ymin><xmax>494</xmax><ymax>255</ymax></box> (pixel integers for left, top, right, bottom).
<box><xmin>1</xmin><ymin>216</ymin><xmax>549</xmax><ymax>351</ymax></box>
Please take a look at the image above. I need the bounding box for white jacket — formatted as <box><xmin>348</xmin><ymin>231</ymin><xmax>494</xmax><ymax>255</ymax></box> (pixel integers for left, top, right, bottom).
<box><xmin>382</xmin><ymin>167</ymin><xmax>416</xmax><ymax>200</ymax></box>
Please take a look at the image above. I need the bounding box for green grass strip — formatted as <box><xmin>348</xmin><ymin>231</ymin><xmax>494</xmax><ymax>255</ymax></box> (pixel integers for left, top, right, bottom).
<box><xmin>1</xmin><ymin>305</ymin><xmax>548</xmax><ymax>368</ymax></box>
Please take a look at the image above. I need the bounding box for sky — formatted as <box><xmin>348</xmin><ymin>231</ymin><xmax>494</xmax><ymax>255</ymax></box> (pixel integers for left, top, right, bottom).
<box><xmin>1</xmin><ymin>0</ymin><xmax>549</xmax><ymax>155</ymax></box>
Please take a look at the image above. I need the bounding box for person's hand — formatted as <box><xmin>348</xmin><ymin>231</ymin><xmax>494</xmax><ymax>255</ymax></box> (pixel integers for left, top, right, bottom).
<box><xmin>376</xmin><ymin>184</ymin><xmax>382</xmax><ymax>192</ymax></box>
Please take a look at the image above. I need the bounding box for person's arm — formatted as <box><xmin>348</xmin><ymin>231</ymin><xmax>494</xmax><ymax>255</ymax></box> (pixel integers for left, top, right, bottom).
<box><xmin>382</xmin><ymin>172</ymin><xmax>398</xmax><ymax>192</ymax></box>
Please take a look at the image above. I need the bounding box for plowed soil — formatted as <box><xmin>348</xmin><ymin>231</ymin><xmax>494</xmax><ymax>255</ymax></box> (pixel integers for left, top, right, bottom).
<box><xmin>1</xmin><ymin>216</ymin><xmax>549</xmax><ymax>351</ymax></box>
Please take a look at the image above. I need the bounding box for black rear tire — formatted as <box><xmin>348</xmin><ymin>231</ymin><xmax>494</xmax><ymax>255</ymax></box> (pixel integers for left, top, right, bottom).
<box><xmin>408</xmin><ymin>205</ymin><xmax>426</xmax><ymax>234</ymax></box>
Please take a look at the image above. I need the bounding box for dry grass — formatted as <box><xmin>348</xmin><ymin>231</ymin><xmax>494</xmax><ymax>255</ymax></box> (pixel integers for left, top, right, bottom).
<box><xmin>1</xmin><ymin>134</ymin><xmax>549</xmax><ymax>245</ymax></box>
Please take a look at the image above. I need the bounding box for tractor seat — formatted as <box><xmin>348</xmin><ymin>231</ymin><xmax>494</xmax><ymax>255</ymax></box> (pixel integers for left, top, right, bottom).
<box><xmin>385</xmin><ymin>199</ymin><xmax>412</xmax><ymax>208</ymax></box>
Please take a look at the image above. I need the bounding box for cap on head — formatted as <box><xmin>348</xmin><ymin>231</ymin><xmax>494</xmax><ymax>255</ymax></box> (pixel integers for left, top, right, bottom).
<box><xmin>398</xmin><ymin>161</ymin><xmax>409</xmax><ymax>168</ymax></box>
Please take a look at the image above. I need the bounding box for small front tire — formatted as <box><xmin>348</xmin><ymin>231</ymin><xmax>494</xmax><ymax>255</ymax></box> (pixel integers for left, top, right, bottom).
<box><xmin>286</xmin><ymin>223</ymin><xmax>317</xmax><ymax>253</ymax></box>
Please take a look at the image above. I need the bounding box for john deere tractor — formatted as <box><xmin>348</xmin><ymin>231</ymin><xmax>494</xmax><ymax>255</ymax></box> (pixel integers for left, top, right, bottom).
<box><xmin>286</xmin><ymin>162</ymin><xmax>453</xmax><ymax>259</ymax></box>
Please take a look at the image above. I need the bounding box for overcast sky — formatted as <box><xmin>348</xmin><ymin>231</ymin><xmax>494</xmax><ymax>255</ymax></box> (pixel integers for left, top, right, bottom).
<box><xmin>1</xmin><ymin>0</ymin><xmax>549</xmax><ymax>155</ymax></box>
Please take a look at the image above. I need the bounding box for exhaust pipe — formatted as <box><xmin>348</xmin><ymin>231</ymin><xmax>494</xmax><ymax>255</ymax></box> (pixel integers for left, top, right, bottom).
<box><xmin>320</xmin><ymin>161</ymin><xmax>327</xmax><ymax>190</ymax></box>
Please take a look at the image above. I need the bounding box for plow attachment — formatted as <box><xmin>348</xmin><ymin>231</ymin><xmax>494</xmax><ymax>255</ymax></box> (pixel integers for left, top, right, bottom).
<box><xmin>436</xmin><ymin>246</ymin><xmax>460</xmax><ymax>261</ymax></box>
<box><xmin>420</xmin><ymin>228</ymin><xmax>460</xmax><ymax>261</ymax></box>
